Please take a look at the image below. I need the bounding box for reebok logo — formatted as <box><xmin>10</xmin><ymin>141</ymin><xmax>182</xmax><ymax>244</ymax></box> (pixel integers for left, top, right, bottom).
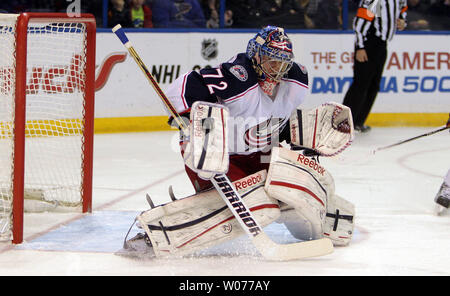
<box><xmin>296</xmin><ymin>154</ymin><xmax>326</xmax><ymax>176</ymax></box>
<box><xmin>234</xmin><ymin>173</ymin><xmax>263</xmax><ymax>190</ymax></box>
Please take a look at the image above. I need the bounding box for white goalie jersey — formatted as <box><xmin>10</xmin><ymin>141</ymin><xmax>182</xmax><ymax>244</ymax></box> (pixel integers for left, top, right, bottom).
<box><xmin>165</xmin><ymin>53</ymin><xmax>309</xmax><ymax>155</ymax></box>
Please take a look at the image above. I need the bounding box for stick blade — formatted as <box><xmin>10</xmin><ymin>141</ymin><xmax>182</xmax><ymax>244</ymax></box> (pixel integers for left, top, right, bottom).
<box><xmin>252</xmin><ymin>234</ymin><xmax>334</xmax><ymax>261</ymax></box>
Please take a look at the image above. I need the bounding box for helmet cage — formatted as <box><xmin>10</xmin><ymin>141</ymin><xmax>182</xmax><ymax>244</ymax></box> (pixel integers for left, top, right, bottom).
<box><xmin>259</xmin><ymin>49</ymin><xmax>293</xmax><ymax>81</ymax></box>
<box><xmin>247</xmin><ymin>26</ymin><xmax>294</xmax><ymax>81</ymax></box>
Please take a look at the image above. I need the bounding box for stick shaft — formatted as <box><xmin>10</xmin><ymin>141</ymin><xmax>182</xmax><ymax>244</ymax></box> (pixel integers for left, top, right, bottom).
<box><xmin>211</xmin><ymin>175</ymin><xmax>263</xmax><ymax>238</ymax></box>
<box><xmin>375</xmin><ymin>126</ymin><xmax>449</xmax><ymax>152</ymax></box>
<box><xmin>112</xmin><ymin>25</ymin><xmax>187</xmax><ymax>131</ymax></box>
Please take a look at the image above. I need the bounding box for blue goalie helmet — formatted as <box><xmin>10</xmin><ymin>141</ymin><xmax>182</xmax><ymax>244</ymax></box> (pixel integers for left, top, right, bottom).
<box><xmin>246</xmin><ymin>26</ymin><xmax>294</xmax><ymax>82</ymax></box>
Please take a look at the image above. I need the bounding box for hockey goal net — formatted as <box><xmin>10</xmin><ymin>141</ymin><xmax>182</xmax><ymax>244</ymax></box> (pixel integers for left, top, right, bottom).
<box><xmin>0</xmin><ymin>13</ymin><xmax>95</xmax><ymax>244</ymax></box>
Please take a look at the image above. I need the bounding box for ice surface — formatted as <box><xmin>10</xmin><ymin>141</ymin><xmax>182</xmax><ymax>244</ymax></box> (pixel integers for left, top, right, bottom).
<box><xmin>0</xmin><ymin>127</ymin><xmax>449</xmax><ymax>276</ymax></box>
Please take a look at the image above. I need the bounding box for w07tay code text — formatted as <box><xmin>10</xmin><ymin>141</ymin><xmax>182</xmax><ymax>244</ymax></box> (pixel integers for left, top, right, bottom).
<box><xmin>178</xmin><ymin>279</ymin><xmax>271</xmax><ymax>294</ymax></box>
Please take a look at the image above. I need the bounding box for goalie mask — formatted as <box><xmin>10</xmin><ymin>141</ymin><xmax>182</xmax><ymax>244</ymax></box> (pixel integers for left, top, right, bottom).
<box><xmin>246</xmin><ymin>26</ymin><xmax>294</xmax><ymax>95</ymax></box>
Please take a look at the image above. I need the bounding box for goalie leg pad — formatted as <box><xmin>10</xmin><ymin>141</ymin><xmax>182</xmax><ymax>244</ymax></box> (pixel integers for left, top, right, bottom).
<box><xmin>324</xmin><ymin>194</ymin><xmax>355</xmax><ymax>246</ymax></box>
<box><xmin>277</xmin><ymin>207</ymin><xmax>324</xmax><ymax>241</ymax></box>
<box><xmin>265</xmin><ymin>147</ymin><xmax>335</xmax><ymax>241</ymax></box>
<box><xmin>137</xmin><ymin>170</ymin><xmax>280</xmax><ymax>258</ymax></box>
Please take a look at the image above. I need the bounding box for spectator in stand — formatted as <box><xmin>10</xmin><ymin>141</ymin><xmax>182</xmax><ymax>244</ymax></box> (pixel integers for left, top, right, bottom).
<box><xmin>270</xmin><ymin>1</ymin><xmax>301</xmax><ymax>15</ymax></box>
<box><xmin>317</xmin><ymin>0</ymin><xmax>342</xmax><ymax>29</ymax></box>
<box><xmin>86</xmin><ymin>0</ymin><xmax>105</xmax><ymax>27</ymax></box>
<box><xmin>152</xmin><ymin>0</ymin><xmax>206</xmax><ymax>28</ymax></box>
<box><xmin>303</xmin><ymin>0</ymin><xmax>318</xmax><ymax>28</ymax></box>
<box><xmin>53</xmin><ymin>0</ymin><xmax>68</xmax><ymax>12</ymax></box>
<box><xmin>406</xmin><ymin>0</ymin><xmax>431</xmax><ymax>30</ymax></box>
<box><xmin>257</xmin><ymin>0</ymin><xmax>306</xmax><ymax>28</ymax></box>
<box><xmin>129</xmin><ymin>0</ymin><xmax>153</xmax><ymax>28</ymax></box>
<box><xmin>1</xmin><ymin>0</ymin><xmax>34</xmax><ymax>13</ymax></box>
<box><xmin>429</xmin><ymin>0</ymin><xmax>450</xmax><ymax>30</ymax></box>
<box><xmin>304</xmin><ymin>0</ymin><xmax>342</xmax><ymax>29</ymax></box>
<box><xmin>225</xmin><ymin>0</ymin><xmax>259</xmax><ymax>28</ymax></box>
<box><xmin>201</xmin><ymin>0</ymin><xmax>233</xmax><ymax>28</ymax></box>
<box><xmin>24</xmin><ymin>0</ymin><xmax>52</xmax><ymax>11</ymax></box>
<box><xmin>226</xmin><ymin>0</ymin><xmax>306</xmax><ymax>28</ymax></box>
<box><xmin>0</xmin><ymin>2</ymin><xmax>13</xmax><ymax>12</ymax></box>
<box><xmin>108</xmin><ymin>0</ymin><xmax>132</xmax><ymax>27</ymax></box>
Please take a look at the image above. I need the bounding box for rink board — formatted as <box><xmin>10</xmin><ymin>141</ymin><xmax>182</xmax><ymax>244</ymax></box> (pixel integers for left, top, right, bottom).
<box><xmin>91</xmin><ymin>32</ymin><xmax>450</xmax><ymax>132</ymax></box>
<box><xmin>92</xmin><ymin>113</ymin><xmax>449</xmax><ymax>134</ymax></box>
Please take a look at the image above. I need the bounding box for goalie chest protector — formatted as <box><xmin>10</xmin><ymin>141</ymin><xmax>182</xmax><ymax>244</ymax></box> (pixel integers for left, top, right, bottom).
<box><xmin>165</xmin><ymin>53</ymin><xmax>309</xmax><ymax>154</ymax></box>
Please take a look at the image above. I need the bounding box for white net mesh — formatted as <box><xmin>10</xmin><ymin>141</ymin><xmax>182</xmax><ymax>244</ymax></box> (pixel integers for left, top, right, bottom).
<box><xmin>0</xmin><ymin>14</ymin><xmax>18</xmax><ymax>241</ymax></box>
<box><xmin>0</xmin><ymin>15</ymin><xmax>89</xmax><ymax>241</ymax></box>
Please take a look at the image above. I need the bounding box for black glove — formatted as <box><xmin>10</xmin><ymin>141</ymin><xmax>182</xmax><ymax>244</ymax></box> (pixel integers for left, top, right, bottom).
<box><xmin>290</xmin><ymin>145</ymin><xmax>321</xmax><ymax>158</ymax></box>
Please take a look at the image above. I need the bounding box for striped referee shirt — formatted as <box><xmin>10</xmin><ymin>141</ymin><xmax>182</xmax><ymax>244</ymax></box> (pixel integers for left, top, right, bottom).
<box><xmin>353</xmin><ymin>0</ymin><xmax>408</xmax><ymax>49</ymax></box>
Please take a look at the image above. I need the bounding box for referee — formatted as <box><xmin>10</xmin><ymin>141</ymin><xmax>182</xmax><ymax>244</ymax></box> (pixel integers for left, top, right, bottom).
<box><xmin>343</xmin><ymin>0</ymin><xmax>408</xmax><ymax>132</ymax></box>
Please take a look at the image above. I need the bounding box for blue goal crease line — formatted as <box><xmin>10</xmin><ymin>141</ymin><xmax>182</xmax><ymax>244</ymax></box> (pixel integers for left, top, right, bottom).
<box><xmin>16</xmin><ymin>210</ymin><xmax>365</xmax><ymax>253</ymax></box>
<box><xmin>17</xmin><ymin>210</ymin><xmax>140</xmax><ymax>253</ymax></box>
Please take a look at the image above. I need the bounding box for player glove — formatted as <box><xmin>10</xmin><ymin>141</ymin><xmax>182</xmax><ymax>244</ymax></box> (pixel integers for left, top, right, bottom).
<box><xmin>289</xmin><ymin>102</ymin><xmax>354</xmax><ymax>156</ymax></box>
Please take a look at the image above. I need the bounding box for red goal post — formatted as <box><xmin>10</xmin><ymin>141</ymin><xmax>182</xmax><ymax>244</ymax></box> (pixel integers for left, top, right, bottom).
<box><xmin>0</xmin><ymin>13</ymin><xmax>96</xmax><ymax>244</ymax></box>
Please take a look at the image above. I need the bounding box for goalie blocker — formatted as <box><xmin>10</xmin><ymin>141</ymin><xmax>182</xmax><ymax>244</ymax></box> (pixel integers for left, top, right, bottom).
<box><xmin>183</xmin><ymin>101</ymin><xmax>230</xmax><ymax>180</ymax></box>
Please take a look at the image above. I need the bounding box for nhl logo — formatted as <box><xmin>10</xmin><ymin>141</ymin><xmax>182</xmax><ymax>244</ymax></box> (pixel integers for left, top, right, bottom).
<box><xmin>201</xmin><ymin>39</ymin><xmax>218</xmax><ymax>60</ymax></box>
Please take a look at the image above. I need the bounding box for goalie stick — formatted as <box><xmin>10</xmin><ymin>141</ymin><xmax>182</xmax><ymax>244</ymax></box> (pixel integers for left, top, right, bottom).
<box><xmin>373</xmin><ymin>125</ymin><xmax>450</xmax><ymax>154</ymax></box>
<box><xmin>112</xmin><ymin>24</ymin><xmax>333</xmax><ymax>261</ymax></box>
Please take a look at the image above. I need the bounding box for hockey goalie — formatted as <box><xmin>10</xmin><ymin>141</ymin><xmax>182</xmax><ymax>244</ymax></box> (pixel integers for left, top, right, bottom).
<box><xmin>120</xmin><ymin>26</ymin><xmax>356</xmax><ymax>259</ymax></box>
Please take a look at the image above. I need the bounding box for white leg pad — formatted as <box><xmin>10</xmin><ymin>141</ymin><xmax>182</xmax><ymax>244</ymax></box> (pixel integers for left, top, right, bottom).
<box><xmin>265</xmin><ymin>147</ymin><xmax>335</xmax><ymax>241</ymax></box>
<box><xmin>137</xmin><ymin>170</ymin><xmax>280</xmax><ymax>258</ymax></box>
<box><xmin>323</xmin><ymin>194</ymin><xmax>355</xmax><ymax>246</ymax></box>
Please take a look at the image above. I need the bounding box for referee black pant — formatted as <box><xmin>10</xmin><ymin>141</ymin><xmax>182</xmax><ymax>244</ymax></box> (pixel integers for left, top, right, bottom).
<box><xmin>343</xmin><ymin>36</ymin><xmax>387</xmax><ymax>127</ymax></box>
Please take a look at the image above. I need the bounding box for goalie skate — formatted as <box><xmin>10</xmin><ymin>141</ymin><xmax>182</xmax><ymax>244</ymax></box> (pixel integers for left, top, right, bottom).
<box><xmin>115</xmin><ymin>232</ymin><xmax>155</xmax><ymax>259</ymax></box>
<box><xmin>434</xmin><ymin>182</ymin><xmax>450</xmax><ymax>216</ymax></box>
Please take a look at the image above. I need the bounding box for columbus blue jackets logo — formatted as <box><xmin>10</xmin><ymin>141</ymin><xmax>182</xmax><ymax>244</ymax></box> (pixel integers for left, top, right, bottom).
<box><xmin>201</xmin><ymin>39</ymin><xmax>218</xmax><ymax>60</ymax></box>
<box><xmin>244</xmin><ymin>118</ymin><xmax>287</xmax><ymax>149</ymax></box>
<box><xmin>229</xmin><ymin>65</ymin><xmax>248</xmax><ymax>82</ymax></box>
